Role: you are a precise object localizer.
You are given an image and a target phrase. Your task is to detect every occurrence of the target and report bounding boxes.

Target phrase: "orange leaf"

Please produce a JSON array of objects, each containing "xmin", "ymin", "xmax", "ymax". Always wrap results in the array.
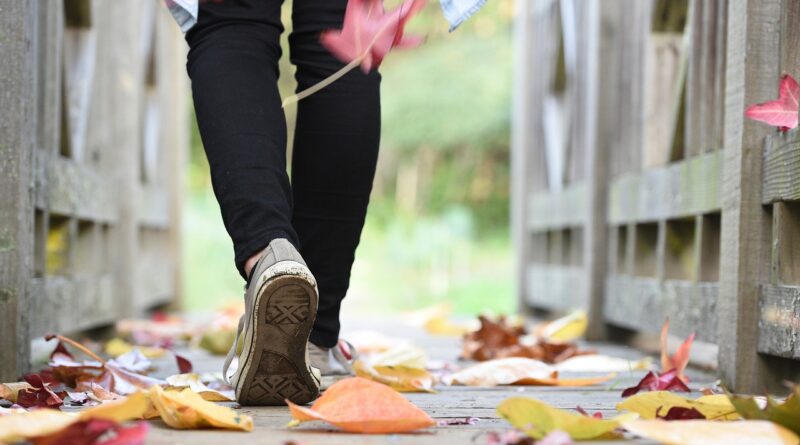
[
  {"xmin": 660, "ymin": 319, "xmax": 694, "ymax": 381},
  {"xmin": 286, "ymin": 377, "xmax": 435, "ymax": 433},
  {"xmin": 516, "ymin": 373, "xmax": 616, "ymax": 387}
]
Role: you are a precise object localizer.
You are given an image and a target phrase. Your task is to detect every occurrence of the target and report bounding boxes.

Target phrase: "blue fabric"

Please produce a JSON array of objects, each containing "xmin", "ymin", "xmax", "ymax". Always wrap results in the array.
[{"xmin": 439, "ymin": 0, "xmax": 488, "ymax": 31}]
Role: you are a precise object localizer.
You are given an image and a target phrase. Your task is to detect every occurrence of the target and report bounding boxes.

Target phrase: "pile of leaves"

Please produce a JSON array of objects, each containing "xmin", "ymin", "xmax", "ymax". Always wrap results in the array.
[{"xmin": 462, "ymin": 315, "xmax": 594, "ymax": 363}]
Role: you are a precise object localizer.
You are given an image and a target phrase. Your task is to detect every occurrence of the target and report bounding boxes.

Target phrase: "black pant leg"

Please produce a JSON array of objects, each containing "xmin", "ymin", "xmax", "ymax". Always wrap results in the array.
[
  {"xmin": 289, "ymin": 0, "xmax": 382, "ymax": 348},
  {"xmin": 186, "ymin": 0, "xmax": 297, "ymax": 280}
]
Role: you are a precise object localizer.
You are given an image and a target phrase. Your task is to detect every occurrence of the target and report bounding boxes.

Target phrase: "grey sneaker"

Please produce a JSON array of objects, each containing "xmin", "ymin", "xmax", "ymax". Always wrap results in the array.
[
  {"xmin": 308, "ymin": 340, "xmax": 358, "ymax": 389},
  {"xmin": 222, "ymin": 239, "xmax": 321, "ymax": 405}
]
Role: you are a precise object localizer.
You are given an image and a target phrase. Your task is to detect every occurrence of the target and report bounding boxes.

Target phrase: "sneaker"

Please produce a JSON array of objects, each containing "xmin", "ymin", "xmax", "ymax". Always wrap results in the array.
[
  {"xmin": 308, "ymin": 339, "xmax": 358, "ymax": 389},
  {"xmin": 222, "ymin": 239, "xmax": 321, "ymax": 405}
]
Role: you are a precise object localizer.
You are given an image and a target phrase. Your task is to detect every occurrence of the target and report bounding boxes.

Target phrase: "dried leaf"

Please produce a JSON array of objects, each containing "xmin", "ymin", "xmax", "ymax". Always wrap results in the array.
[
  {"xmin": 555, "ymin": 354, "xmax": 652, "ymax": 373},
  {"xmin": 320, "ymin": 0, "xmax": 426, "ymax": 73},
  {"xmin": 655, "ymin": 406, "xmax": 706, "ymax": 421},
  {"xmin": 623, "ymin": 419, "xmax": 799, "ymax": 445},
  {"xmin": 78, "ymin": 391, "xmax": 152, "ymax": 422},
  {"xmin": 104, "ymin": 338, "xmax": 166, "ymax": 359},
  {"xmin": 148, "ymin": 385, "xmax": 253, "ymax": 431},
  {"xmin": 443, "ymin": 357, "xmax": 556, "ymax": 387},
  {"xmin": 17, "ymin": 374, "xmax": 65, "ymax": 409},
  {"xmin": 660, "ymin": 319, "xmax": 694, "ymax": 381},
  {"xmin": 515, "ymin": 373, "xmax": 615, "ymax": 387},
  {"xmin": 367, "ymin": 343, "xmax": 427, "ymax": 369},
  {"xmin": 0, "ymin": 409, "xmax": 77, "ymax": 443},
  {"xmin": 730, "ymin": 386, "xmax": 800, "ymax": 435},
  {"xmin": 30, "ymin": 419, "xmax": 149, "ymax": 445},
  {"xmin": 198, "ymin": 328, "xmax": 237, "ymax": 356},
  {"xmin": 745, "ymin": 74, "xmax": 799, "ymax": 132},
  {"xmin": 539, "ymin": 311, "xmax": 587, "ymax": 342},
  {"xmin": 621, "ymin": 369, "xmax": 690, "ymax": 397},
  {"xmin": 287, "ymin": 377, "xmax": 435, "ymax": 433},
  {"xmin": 164, "ymin": 373, "xmax": 234, "ymax": 402},
  {"xmin": 497, "ymin": 397, "xmax": 635, "ymax": 440},
  {"xmin": 0, "ymin": 382, "xmax": 34, "ymax": 403},
  {"xmin": 353, "ymin": 360, "xmax": 435, "ymax": 393},
  {"xmin": 617, "ymin": 391, "xmax": 739, "ymax": 421}
]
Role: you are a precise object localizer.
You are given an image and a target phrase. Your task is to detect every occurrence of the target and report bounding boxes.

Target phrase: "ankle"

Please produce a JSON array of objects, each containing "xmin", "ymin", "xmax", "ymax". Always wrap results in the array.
[{"xmin": 244, "ymin": 252, "xmax": 264, "ymax": 279}]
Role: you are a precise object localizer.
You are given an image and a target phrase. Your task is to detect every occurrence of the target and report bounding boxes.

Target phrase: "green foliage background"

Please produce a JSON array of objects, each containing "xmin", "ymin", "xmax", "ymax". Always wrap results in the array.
[{"xmin": 183, "ymin": 0, "xmax": 515, "ymax": 316}]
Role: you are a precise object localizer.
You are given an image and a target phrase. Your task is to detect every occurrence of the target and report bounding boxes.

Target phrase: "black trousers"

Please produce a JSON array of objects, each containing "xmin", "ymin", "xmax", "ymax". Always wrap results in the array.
[{"xmin": 186, "ymin": 0, "xmax": 381, "ymax": 348}]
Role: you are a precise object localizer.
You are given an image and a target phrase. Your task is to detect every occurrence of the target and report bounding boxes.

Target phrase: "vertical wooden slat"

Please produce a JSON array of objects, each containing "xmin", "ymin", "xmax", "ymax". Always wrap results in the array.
[
  {"xmin": 0, "ymin": 0, "xmax": 36, "ymax": 381},
  {"xmin": 780, "ymin": 0, "xmax": 800, "ymax": 77},
  {"xmin": 718, "ymin": 0, "xmax": 782, "ymax": 392}
]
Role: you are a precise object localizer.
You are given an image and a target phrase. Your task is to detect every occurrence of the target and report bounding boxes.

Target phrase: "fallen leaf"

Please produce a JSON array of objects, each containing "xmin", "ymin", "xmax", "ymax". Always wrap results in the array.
[
  {"xmin": 0, "ymin": 382, "xmax": 34, "ymax": 403},
  {"xmin": 555, "ymin": 354, "xmax": 652, "ymax": 373},
  {"xmin": 149, "ymin": 385, "xmax": 253, "ymax": 431},
  {"xmin": 617, "ymin": 391, "xmax": 739, "ymax": 421},
  {"xmin": 165, "ymin": 373, "xmax": 234, "ymax": 402},
  {"xmin": 745, "ymin": 74, "xmax": 799, "ymax": 132},
  {"xmin": 623, "ymin": 419, "xmax": 799, "ymax": 445},
  {"xmin": 656, "ymin": 406, "xmax": 706, "ymax": 420},
  {"xmin": 621, "ymin": 369, "xmax": 690, "ymax": 397},
  {"xmin": 497, "ymin": 397, "xmax": 635, "ymax": 440},
  {"xmin": 198, "ymin": 328, "xmax": 236, "ymax": 356},
  {"xmin": 320, "ymin": 0, "xmax": 426, "ymax": 73},
  {"xmin": 443, "ymin": 357, "xmax": 555, "ymax": 386},
  {"xmin": 29, "ymin": 419, "xmax": 149, "ymax": 445},
  {"xmin": 730, "ymin": 386, "xmax": 800, "ymax": 435},
  {"xmin": 539, "ymin": 311, "xmax": 588, "ymax": 342},
  {"xmin": 78, "ymin": 391, "xmax": 152, "ymax": 422},
  {"xmin": 660, "ymin": 319, "xmax": 694, "ymax": 381},
  {"xmin": 516, "ymin": 373, "xmax": 615, "ymax": 387},
  {"xmin": 353, "ymin": 360, "xmax": 435, "ymax": 393},
  {"xmin": 104, "ymin": 338, "xmax": 166, "ymax": 359},
  {"xmin": 423, "ymin": 316, "xmax": 473, "ymax": 336},
  {"xmin": 342, "ymin": 330, "xmax": 403, "ymax": 354},
  {"xmin": 287, "ymin": 377, "xmax": 435, "ymax": 433},
  {"xmin": 16, "ymin": 374, "xmax": 65, "ymax": 409},
  {"xmin": 367, "ymin": 343, "xmax": 427, "ymax": 369},
  {"xmin": 0, "ymin": 409, "xmax": 76, "ymax": 443}
]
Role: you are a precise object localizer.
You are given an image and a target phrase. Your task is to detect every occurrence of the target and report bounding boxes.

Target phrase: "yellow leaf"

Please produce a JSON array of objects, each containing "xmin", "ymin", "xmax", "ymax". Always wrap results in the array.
[
  {"xmin": 424, "ymin": 315, "xmax": 473, "ymax": 336},
  {"xmin": 105, "ymin": 337, "xmax": 167, "ymax": 358},
  {"xmin": 149, "ymin": 385, "xmax": 253, "ymax": 431},
  {"xmin": 353, "ymin": 360, "xmax": 436, "ymax": 393},
  {"xmin": 199, "ymin": 328, "xmax": 237, "ymax": 356},
  {"xmin": 497, "ymin": 397, "xmax": 635, "ymax": 440},
  {"xmin": 623, "ymin": 420, "xmax": 799, "ymax": 445},
  {"xmin": 617, "ymin": 391, "xmax": 740, "ymax": 421},
  {"xmin": 78, "ymin": 391, "xmax": 152, "ymax": 422},
  {"xmin": 443, "ymin": 357, "xmax": 556, "ymax": 386},
  {"xmin": 540, "ymin": 310, "xmax": 587, "ymax": 342},
  {"xmin": 0, "ymin": 409, "xmax": 76, "ymax": 444},
  {"xmin": 368, "ymin": 344, "xmax": 428, "ymax": 369},
  {"xmin": 516, "ymin": 373, "xmax": 616, "ymax": 387},
  {"xmin": 287, "ymin": 377, "xmax": 435, "ymax": 433},
  {"xmin": 0, "ymin": 382, "xmax": 33, "ymax": 403},
  {"xmin": 165, "ymin": 373, "xmax": 234, "ymax": 402}
]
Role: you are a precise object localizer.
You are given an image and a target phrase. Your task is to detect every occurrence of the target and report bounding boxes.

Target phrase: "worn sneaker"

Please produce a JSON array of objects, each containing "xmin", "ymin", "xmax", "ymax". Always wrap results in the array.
[
  {"xmin": 308, "ymin": 340, "xmax": 358, "ymax": 389},
  {"xmin": 222, "ymin": 239, "xmax": 321, "ymax": 405}
]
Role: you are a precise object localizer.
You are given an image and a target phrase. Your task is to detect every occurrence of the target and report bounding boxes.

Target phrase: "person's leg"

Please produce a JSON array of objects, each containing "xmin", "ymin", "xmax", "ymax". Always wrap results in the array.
[
  {"xmin": 289, "ymin": 0, "xmax": 382, "ymax": 348},
  {"xmin": 186, "ymin": 0, "xmax": 297, "ymax": 280}
]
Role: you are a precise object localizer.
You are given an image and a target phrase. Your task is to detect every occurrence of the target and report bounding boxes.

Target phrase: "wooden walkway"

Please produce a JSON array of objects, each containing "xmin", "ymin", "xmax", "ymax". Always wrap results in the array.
[{"xmin": 146, "ymin": 317, "xmax": 714, "ymax": 445}]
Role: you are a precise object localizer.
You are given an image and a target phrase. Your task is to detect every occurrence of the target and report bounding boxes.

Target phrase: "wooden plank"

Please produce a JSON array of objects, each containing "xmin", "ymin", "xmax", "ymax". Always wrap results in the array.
[
  {"xmin": 527, "ymin": 182, "xmax": 587, "ymax": 231},
  {"xmin": 0, "ymin": 0, "xmax": 36, "ymax": 382},
  {"xmin": 525, "ymin": 264, "xmax": 585, "ymax": 311},
  {"xmin": 780, "ymin": 0, "xmax": 800, "ymax": 77},
  {"xmin": 762, "ymin": 129, "xmax": 800, "ymax": 203},
  {"xmin": 608, "ymin": 151, "xmax": 722, "ymax": 224},
  {"xmin": 34, "ymin": 149, "xmax": 117, "ymax": 222},
  {"xmin": 718, "ymin": 0, "xmax": 783, "ymax": 392},
  {"xmin": 771, "ymin": 202, "xmax": 800, "ymax": 285},
  {"xmin": 29, "ymin": 275, "xmax": 116, "ymax": 337},
  {"xmin": 138, "ymin": 184, "xmax": 170, "ymax": 229},
  {"xmin": 604, "ymin": 276, "xmax": 718, "ymax": 343},
  {"xmin": 758, "ymin": 284, "xmax": 800, "ymax": 358},
  {"xmin": 36, "ymin": 3, "xmax": 63, "ymax": 154}
]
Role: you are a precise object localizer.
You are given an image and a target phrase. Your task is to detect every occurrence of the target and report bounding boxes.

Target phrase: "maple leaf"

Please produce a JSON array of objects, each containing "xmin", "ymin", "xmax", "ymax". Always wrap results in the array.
[
  {"xmin": 621, "ymin": 369, "xmax": 690, "ymax": 397},
  {"xmin": 745, "ymin": 74, "xmax": 799, "ymax": 132},
  {"xmin": 659, "ymin": 319, "xmax": 694, "ymax": 382},
  {"xmin": 655, "ymin": 406, "xmax": 706, "ymax": 421},
  {"xmin": 321, "ymin": 0, "xmax": 426, "ymax": 73},
  {"xmin": 29, "ymin": 419, "xmax": 149, "ymax": 445},
  {"xmin": 16, "ymin": 374, "xmax": 66, "ymax": 409}
]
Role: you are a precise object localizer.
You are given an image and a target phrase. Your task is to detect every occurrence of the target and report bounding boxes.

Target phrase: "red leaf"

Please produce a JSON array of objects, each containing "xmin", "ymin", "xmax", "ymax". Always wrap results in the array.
[
  {"xmin": 174, "ymin": 353, "xmax": 193, "ymax": 374},
  {"xmin": 17, "ymin": 374, "xmax": 65, "ymax": 409},
  {"xmin": 30, "ymin": 419, "xmax": 149, "ymax": 445},
  {"xmin": 575, "ymin": 406, "xmax": 604, "ymax": 419},
  {"xmin": 655, "ymin": 406, "xmax": 707, "ymax": 421},
  {"xmin": 745, "ymin": 74, "xmax": 799, "ymax": 131},
  {"xmin": 659, "ymin": 319, "xmax": 694, "ymax": 382},
  {"xmin": 320, "ymin": 0, "xmax": 426, "ymax": 73},
  {"xmin": 620, "ymin": 369, "xmax": 690, "ymax": 397}
]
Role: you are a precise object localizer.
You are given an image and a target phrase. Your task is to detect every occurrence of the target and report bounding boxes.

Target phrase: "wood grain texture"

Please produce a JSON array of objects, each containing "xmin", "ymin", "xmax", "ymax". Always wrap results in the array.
[
  {"xmin": 0, "ymin": 0, "xmax": 36, "ymax": 382},
  {"xmin": 762, "ymin": 129, "xmax": 800, "ymax": 203},
  {"xmin": 718, "ymin": 0, "xmax": 782, "ymax": 392},
  {"xmin": 604, "ymin": 275, "xmax": 718, "ymax": 343},
  {"xmin": 758, "ymin": 284, "xmax": 800, "ymax": 358},
  {"xmin": 608, "ymin": 151, "xmax": 722, "ymax": 224},
  {"xmin": 527, "ymin": 183, "xmax": 587, "ymax": 231},
  {"xmin": 525, "ymin": 264, "xmax": 585, "ymax": 312}
]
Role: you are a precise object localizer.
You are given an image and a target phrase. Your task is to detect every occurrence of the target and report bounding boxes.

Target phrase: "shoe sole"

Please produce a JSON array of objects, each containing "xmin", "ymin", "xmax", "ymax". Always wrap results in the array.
[{"xmin": 235, "ymin": 273, "xmax": 320, "ymax": 406}]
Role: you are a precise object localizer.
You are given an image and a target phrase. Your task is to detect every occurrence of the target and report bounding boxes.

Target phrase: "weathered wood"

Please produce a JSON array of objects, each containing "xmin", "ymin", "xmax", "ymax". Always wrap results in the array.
[
  {"xmin": 525, "ymin": 264, "xmax": 585, "ymax": 311},
  {"xmin": 527, "ymin": 183, "xmax": 586, "ymax": 231},
  {"xmin": 758, "ymin": 284, "xmax": 800, "ymax": 359},
  {"xmin": 604, "ymin": 276, "xmax": 718, "ymax": 343},
  {"xmin": 780, "ymin": 0, "xmax": 800, "ymax": 78},
  {"xmin": 762, "ymin": 129, "xmax": 800, "ymax": 203},
  {"xmin": 29, "ymin": 275, "xmax": 116, "ymax": 337},
  {"xmin": 608, "ymin": 151, "xmax": 722, "ymax": 224},
  {"xmin": 0, "ymin": 0, "xmax": 36, "ymax": 382},
  {"xmin": 718, "ymin": 0, "xmax": 782, "ymax": 392},
  {"xmin": 771, "ymin": 202, "xmax": 800, "ymax": 285}
]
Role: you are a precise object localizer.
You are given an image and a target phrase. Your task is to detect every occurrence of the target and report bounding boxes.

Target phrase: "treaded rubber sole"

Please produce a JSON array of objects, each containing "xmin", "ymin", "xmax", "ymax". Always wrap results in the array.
[{"xmin": 235, "ymin": 274, "xmax": 320, "ymax": 406}]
